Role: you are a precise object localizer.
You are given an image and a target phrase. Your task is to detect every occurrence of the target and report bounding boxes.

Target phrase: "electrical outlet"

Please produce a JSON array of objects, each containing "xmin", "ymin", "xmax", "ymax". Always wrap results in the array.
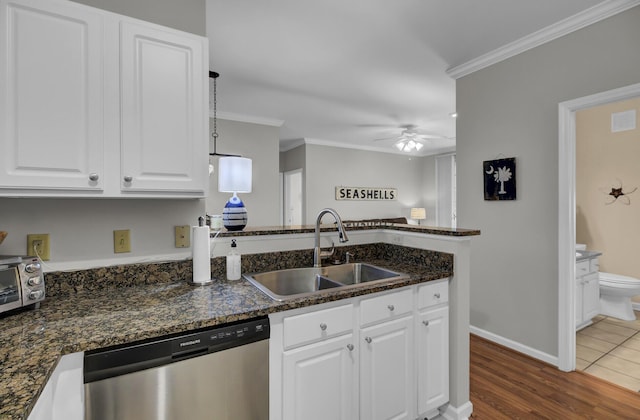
[
  {"xmin": 113, "ymin": 229, "xmax": 131, "ymax": 253},
  {"xmin": 175, "ymin": 225, "xmax": 191, "ymax": 248},
  {"xmin": 27, "ymin": 234, "xmax": 50, "ymax": 260}
]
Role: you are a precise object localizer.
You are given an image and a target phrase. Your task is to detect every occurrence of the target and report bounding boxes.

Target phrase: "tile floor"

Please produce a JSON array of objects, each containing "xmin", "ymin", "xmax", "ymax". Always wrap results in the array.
[{"xmin": 576, "ymin": 310, "xmax": 640, "ymax": 391}]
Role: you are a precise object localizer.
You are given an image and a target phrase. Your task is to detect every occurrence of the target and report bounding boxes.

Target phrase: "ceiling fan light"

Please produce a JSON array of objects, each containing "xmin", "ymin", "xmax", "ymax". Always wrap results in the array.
[
  {"xmin": 395, "ymin": 141, "xmax": 405, "ymax": 151},
  {"xmin": 407, "ymin": 140, "xmax": 416, "ymax": 149},
  {"xmin": 415, "ymin": 142, "xmax": 424, "ymax": 151}
]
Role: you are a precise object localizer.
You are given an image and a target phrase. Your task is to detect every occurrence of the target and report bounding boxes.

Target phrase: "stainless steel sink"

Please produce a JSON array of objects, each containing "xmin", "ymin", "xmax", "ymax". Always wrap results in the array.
[
  {"xmin": 321, "ymin": 263, "xmax": 403, "ymax": 285},
  {"xmin": 244, "ymin": 263, "xmax": 407, "ymax": 301}
]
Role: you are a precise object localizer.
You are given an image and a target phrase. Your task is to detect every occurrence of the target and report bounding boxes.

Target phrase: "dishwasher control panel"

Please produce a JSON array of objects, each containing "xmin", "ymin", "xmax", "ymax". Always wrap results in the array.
[{"xmin": 172, "ymin": 317, "xmax": 270, "ymax": 356}]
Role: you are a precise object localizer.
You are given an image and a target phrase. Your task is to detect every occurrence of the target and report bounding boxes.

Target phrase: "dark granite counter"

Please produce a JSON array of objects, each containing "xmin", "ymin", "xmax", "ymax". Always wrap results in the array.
[
  {"xmin": 212, "ymin": 223, "xmax": 481, "ymax": 237},
  {"xmin": 0, "ymin": 243, "xmax": 453, "ymax": 420}
]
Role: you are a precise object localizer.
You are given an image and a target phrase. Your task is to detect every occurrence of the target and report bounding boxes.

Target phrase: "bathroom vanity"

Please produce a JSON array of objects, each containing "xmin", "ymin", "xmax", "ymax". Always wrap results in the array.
[{"xmin": 575, "ymin": 250, "xmax": 601, "ymax": 330}]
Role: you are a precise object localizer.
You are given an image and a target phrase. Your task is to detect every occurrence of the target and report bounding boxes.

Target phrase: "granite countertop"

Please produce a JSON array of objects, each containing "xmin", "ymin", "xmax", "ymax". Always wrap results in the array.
[
  {"xmin": 213, "ymin": 223, "xmax": 481, "ymax": 237},
  {"xmin": 576, "ymin": 250, "xmax": 602, "ymax": 261},
  {"xmin": 0, "ymin": 258, "xmax": 451, "ymax": 420}
]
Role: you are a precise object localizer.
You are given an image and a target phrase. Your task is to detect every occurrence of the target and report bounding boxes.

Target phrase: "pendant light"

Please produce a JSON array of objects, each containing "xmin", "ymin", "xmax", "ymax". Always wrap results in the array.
[{"xmin": 209, "ymin": 71, "xmax": 252, "ymax": 231}]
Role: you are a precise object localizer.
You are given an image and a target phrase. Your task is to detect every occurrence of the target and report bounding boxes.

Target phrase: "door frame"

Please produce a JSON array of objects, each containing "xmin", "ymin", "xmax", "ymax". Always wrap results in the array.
[{"xmin": 557, "ymin": 81, "xmax": 640, "ymax": 371}]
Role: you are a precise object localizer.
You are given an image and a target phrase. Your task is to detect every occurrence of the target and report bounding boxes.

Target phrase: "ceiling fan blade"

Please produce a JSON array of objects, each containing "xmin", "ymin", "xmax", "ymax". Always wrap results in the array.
[{"xmin": 372, "ymin": 136, "xmax": 399, "ymax": 142}]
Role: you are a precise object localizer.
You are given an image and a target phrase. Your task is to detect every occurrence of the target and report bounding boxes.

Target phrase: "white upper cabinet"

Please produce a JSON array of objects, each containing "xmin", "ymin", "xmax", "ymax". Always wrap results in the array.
[
  {"xmin": 0, "ymin": 0, "xmax": 104, "ymax": 192},
  {"xmin": 120, "ymin": 21, "xmax": 207, "ymax": 194},
  {"xmin": 0, "ymin": 0, "xmax": 208, "ymax": 197}
]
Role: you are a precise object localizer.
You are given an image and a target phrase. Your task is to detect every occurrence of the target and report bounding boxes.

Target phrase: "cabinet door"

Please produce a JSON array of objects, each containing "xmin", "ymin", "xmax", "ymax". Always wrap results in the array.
[
  {"xmin": 583, "ymin": 273, "xmax": 600, "ymax": 322},
  {"xmin": 417, "ymin": 306, "xmax": 449, "ymax": 418},
  {"xmin": 0, "ymin": 0, "xmax": 104, "ymax": 192},
  {"xmin": 360, "ymin": 316, "xmax": 415, "ymax": 420},
  {"xmin": 575, "ymin": 278, "xmax": 584, "ymax": 327},
  {"xmin": 120, "ymin": 21, "xmax": 207, "ymax": 194},
  {"xmin": 282, "ymin": 334, "xmax": 356, "ymax": 420}
]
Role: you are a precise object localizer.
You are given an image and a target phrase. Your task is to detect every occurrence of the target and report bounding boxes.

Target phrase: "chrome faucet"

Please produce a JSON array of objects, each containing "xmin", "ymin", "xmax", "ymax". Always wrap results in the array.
[{"xmin": 313, "ymin": 208, "xmax": 349, "ymax": 267}]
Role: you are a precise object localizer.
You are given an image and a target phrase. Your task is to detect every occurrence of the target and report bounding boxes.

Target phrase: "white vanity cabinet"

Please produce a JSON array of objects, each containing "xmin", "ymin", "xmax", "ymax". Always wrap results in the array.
[
  {"xmin": 269, "ymin": 279, "xmax": 450, "ymax": 420},
  {"xmin": 576, "ymin": 257, "xmax": 600, "ymax": 330},
  {"xmin": 0, "ymin": 0, "xmax": 208, "ymax": 198}
]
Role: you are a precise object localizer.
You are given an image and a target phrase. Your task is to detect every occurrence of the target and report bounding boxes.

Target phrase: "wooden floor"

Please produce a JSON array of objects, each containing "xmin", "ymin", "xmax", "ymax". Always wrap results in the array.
[{"xmin": 469, "ymin": 334, "xmax": 640, "ymax": 419}]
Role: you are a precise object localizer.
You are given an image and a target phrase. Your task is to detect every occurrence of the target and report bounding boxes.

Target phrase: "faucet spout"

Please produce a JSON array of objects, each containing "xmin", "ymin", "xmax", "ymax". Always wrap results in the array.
[{"xmin": 314, "ymin": 208, "xmax": 349, "ymax": 267}]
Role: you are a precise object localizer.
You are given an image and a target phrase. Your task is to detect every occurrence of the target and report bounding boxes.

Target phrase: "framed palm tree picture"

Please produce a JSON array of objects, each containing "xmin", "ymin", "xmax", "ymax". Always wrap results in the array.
[{"xmin": 483, "ymin": 157, "xmax": 516, "ymax": 200}]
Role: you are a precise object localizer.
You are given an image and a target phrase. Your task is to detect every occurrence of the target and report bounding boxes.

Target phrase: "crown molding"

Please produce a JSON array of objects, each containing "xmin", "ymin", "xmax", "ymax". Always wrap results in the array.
[
  {"xmin": 210, "ymin": 110, "xmax": 284, "ymax": 127},
  {"xmin": 447, "ymin": 0, "xmax": 640, "ymax": 79},
  {"xmin": 300, "ymin": 138, "xmax": 454, "ymax": 157}
]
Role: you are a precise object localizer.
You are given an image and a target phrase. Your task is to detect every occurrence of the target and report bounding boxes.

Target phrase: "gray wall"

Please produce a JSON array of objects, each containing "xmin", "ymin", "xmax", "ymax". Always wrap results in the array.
[
  {"xmin": 457, "ymin": 6, "xmax": 640, "ymax": 356},
  {"xmin": 304, "ymin": 144, "xmax": 426, "ymax": 223},
  {"xmin": 207, "ymin": 119, "xmax": 281, "ymax": 227},
  {"xmin": 71, "ymin": 0, "xmax": 206, "ymax": 35}
]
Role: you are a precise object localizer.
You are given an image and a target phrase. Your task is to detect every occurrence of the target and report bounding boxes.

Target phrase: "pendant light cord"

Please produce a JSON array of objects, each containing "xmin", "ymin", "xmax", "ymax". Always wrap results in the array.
[{"xmin": 208, "ymin": 71, "xmax": 240, "ymax": 158}]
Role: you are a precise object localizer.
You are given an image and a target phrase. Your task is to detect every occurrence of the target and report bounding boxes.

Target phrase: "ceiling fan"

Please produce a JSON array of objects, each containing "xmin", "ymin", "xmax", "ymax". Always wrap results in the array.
[{"xmin": 373, "ymin": 125, "xmax": 453, "ymax": 152}]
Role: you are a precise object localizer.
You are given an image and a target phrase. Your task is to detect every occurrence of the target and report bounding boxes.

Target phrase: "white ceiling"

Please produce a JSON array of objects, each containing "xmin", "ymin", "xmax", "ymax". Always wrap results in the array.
[{"xmin": 205, "ymin": 0, "xmax": 609, "ymax": 156}]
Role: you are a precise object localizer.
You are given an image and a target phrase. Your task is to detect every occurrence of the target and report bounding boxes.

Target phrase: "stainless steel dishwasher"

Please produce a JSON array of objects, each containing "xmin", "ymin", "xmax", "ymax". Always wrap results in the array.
[{"xmin": 84, "ymin": 317, "xmax": 269, "ymax": 420}]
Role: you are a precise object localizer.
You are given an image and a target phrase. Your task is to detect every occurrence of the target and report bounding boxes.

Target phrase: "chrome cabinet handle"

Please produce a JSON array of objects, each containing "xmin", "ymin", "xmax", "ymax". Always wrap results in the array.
[
  {"xmin": 124, "ymin": 175, "xmax": 133, "ymax": 183},
  {"xmin": 320, "ymin": 323, "xmax": 327, "ymax": 331},
  {"xmin": 423, "ymin": 320, "xmax": 430, "ymax": 326},
  {"xmin": 434, "ymin": 292, "xmax": 441, "ymax": 299},
  {"xmin": 387, "ymin": 304, "xmax": 395, "ymax": 311},
  {"xmin": 365, "ymin": 336, "xmax": 372, "ymax": 344},
  {"xmin": 89, "ymin": 173, "xmax": 99, "ymax": 181},
  {"xmin": 347, "ymin": 344, "xmax": 354, "ymax": 351}
]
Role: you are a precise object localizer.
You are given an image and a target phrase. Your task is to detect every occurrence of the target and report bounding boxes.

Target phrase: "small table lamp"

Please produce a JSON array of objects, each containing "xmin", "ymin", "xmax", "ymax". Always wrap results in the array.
[
  {"xmin": 410, "ymin": 207, "xmax": 426, "ymax": 225},
  {"xmin": 218, "ymin": 156, "xmax": 252, "ymax": 231}
]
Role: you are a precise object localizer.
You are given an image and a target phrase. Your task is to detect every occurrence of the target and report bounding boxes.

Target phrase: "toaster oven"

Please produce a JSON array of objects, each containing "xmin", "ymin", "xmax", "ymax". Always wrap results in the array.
[{"xmin": 0, "ymin": 255, "xmax": 45, "ymax": 315}]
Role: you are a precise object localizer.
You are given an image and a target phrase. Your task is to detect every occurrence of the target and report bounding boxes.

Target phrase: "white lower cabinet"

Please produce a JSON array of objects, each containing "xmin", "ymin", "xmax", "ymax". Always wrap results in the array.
[
  {"xmin": 360, "ymin": 316, "xmax": 414, "ymax": 420},
  {"xmin": 28, "ymin": 352, "xmax": 84, "ymax": 420},
  {"xmin": 270, "ymin": 278, "xmax": 450, "ymax": 420},
  {"xmin": 417, "ymin": 306, "xmax": 449, "ymax": 418},
  {"xmin": 282, "ymin": 334, "xmax": 356, "ymax": 420}
]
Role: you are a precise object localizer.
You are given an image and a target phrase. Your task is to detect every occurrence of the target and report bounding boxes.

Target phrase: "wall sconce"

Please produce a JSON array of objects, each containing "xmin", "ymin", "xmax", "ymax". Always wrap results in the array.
[
  {"xmin": 410, "ymin": 207, "xmax": 426, "ymax": 225},
  {"xmin": 219, "ymin": 156, "xmax": 252, "ymax": 231}
]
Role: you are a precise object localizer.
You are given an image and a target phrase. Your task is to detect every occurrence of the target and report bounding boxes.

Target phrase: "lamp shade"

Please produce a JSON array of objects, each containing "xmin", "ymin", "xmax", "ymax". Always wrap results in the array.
[
  {"xmin": 410, "ymin": 207, "xmax": 426, "ymax": 220},
  {"xmin": 218, "ymin": 157, "xmax": 252, "ymax": 193}
]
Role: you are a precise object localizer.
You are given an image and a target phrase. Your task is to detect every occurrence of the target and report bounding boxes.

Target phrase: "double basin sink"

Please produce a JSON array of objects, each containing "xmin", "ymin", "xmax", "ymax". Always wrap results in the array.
[{"xmin": 243, "ymin": 263, "xmax": 408, "ymax": 301}]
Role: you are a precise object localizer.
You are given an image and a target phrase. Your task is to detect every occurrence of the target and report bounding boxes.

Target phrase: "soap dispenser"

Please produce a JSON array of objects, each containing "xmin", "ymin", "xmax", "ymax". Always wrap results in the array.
[{"xmin": 226, "ymin": 239, "xmax": 241, "ymax": 281}]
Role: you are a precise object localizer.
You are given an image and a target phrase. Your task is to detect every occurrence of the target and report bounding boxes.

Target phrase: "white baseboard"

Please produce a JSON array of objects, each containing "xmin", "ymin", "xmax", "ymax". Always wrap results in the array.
[
  {"xmin": 470, "ymin": 325, "xmax": 559, "ymax": 366},
  {"xmin": 440, "ymin": 401, "xmax": 473, "ymax": 420}
]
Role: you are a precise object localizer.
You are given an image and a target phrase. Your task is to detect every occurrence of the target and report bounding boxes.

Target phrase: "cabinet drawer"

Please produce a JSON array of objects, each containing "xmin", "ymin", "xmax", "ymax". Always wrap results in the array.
[
  {"xmin": 418, "ymin": 279, "xmax": 449, "ymax": 309},
  {"xmin": 590, "ymin": 258, "xmax": 600, "ymax": 273},
  {"xmin": 360, "ymin": 288, "xmax": 413, "ymax": 326},
  {"xmin": 283, "ymin": 304, "xmax": 353, "ymax": 349},
  {"xmin": 576, "ymin": 260, "xmax": 590, "ymax": 277}
]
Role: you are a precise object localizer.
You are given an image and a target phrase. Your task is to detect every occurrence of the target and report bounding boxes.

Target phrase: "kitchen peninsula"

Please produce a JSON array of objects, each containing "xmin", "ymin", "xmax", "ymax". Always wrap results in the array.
[{"xmin": 0, "ymin": 224, "xmax": 478, "ymax": 420}]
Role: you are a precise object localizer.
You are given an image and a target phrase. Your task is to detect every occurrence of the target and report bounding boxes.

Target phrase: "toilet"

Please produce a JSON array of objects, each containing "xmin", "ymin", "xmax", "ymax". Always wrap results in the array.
[{"xmin": 599, "ymin": 272, "xmax": 640, "ymax": 321}]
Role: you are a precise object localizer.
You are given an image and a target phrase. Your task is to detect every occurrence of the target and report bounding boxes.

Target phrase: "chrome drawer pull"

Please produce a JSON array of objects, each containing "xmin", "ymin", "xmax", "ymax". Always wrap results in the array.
[
  {"xmin": 387, "ymin": 304, "xmax": 395, "ymax": 311},
  {"xmin": 434, "ymin": 292, "xmax": 441, "ymax": 299},
  {"xmin": 423, "ymin": 320, "xmax": 430, "ymax": 326},
  {"xmin": 347, "ymin": 344, "xmax": 354, "ymax": 351},
  {"xmin": 320, "ymin": 323, "xmax": 327, "ymax": 331},
  {"xmin": 365, "ymin": 336, "xmax": 372, "ymax": 344}
]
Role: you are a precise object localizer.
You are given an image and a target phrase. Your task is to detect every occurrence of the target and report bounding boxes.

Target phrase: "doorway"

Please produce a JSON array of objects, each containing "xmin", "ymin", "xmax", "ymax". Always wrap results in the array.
[
  {"xmin": 283, "ymin": 169, "xmax": 303, "ymax": 226},
  {"xmin": 558, "ymin": 82, "xmax": 640, "ymax": 371}
]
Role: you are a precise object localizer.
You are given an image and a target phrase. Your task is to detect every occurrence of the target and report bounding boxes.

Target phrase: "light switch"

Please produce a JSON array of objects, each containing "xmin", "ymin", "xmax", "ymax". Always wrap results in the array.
[{"xmin": 114, "ymin": 229, "xmax": 131, "ymax": 253}]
